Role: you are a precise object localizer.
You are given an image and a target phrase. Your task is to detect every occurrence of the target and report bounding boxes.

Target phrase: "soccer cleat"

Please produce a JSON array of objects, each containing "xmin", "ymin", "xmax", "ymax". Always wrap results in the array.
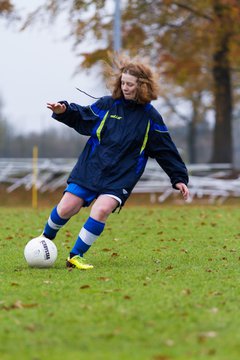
[
  {"xmin": 66, "ymin": 255, "xmax": 94, "ymax": 270},
  {"xmin": 36, "ymin": 233, "xmax": 48, "ymax": 239},
  {"xmin": 37, "ymin": 233, "xmax": 55, "ymax": 241}
]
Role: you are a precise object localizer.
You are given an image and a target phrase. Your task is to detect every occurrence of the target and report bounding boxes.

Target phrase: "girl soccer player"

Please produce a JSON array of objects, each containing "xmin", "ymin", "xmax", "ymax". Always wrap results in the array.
[{"xmin": 41, "ymin": 55, "xmax": 189, "ymax": 269}]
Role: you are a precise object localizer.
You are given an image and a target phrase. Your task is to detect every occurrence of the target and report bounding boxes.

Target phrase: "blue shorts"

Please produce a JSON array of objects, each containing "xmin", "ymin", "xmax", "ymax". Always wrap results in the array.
[{"xmin": 64, "ymin": 183, "xmax": 122, "ymax": 207}]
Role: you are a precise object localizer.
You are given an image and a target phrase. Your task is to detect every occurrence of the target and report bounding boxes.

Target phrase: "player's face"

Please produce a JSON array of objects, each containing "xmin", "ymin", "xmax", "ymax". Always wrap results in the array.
[{"xmin": 121, "ymin": 73, "xmax": 138, "ymax": 100}]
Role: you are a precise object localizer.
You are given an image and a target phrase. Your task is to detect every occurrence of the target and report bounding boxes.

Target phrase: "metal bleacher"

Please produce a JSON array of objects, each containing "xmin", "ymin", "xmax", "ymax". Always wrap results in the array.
[{"xmin": 0, "ymin": 158, "xmax": 239, "ymax": 204}]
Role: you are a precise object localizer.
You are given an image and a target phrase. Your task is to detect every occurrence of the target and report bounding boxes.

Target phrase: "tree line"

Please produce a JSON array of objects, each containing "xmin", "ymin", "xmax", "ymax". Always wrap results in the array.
[
  {"xmin": 0, "ymin": 102, "xmax": 212, "ymax": 162},
  {"xmin": 1, "ymin": 0, "xmax": 240, "ymax": 164},
  {"xmin": 0, "ymin": 117, "xmax": 87, "ymax": 159}
]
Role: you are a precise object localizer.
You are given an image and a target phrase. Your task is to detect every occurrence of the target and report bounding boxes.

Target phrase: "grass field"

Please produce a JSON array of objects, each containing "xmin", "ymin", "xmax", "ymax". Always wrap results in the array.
[{"xmin": 0, "ymin": 205, "xmax": 240, "ymax": 360}]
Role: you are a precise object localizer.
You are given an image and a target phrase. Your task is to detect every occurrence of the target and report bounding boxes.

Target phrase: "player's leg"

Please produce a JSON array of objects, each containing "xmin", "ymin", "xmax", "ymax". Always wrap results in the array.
[
  {"xmin": 43, "ymin": 192, "xmax": 84, "ymax": 240},
  {"xmin": 67, "ymin": 195, "xmax": 119, "ymax": 269}
]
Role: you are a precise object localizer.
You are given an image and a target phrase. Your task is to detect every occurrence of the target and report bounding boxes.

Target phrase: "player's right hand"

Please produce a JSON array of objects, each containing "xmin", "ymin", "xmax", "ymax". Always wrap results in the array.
[{"xmin": 47, "ymin": 102, "xmax": 67, "ymax": 114}]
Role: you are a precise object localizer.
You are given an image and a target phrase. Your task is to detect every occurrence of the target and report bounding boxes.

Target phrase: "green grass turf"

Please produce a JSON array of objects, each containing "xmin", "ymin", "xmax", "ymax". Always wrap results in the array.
[{"xmin": 0, "ymin": 205, "xmax": 240, "ymax": 360}]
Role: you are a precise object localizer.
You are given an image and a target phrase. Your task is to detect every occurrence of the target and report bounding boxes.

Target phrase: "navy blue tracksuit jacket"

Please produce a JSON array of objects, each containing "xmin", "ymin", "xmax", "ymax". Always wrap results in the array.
[{"xmin": 53, "ymin": 96, "xmax": 188, "ymax": 204}]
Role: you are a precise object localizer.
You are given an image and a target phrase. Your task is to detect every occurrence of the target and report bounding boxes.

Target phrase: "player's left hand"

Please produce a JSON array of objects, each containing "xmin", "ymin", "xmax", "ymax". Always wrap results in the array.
[{"xmin": 175, "ymin": 183, "xmax": 189, "ymax": 201}]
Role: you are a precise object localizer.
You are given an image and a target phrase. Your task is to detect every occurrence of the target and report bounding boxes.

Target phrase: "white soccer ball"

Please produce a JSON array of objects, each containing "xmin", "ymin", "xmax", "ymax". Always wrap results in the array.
[{"xmin": 24, "ymin": 236, "xmax": 58, "ymax": 268}]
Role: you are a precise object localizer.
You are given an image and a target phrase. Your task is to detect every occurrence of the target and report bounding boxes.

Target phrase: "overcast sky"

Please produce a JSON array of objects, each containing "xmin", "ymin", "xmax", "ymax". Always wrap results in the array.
[
  {"xmin": 0, "ymin": 0, "xmax": 194, "ymax": 136},
  {"xmin": 0, "ymin": 0, "xmax": 105, "ymax": 134}
]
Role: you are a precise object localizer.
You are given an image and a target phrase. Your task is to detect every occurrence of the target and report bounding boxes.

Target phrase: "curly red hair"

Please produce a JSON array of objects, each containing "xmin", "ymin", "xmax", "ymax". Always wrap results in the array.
[{"xmin": 104, "ymin": 54, "xmax": 159, "ymax": 104}]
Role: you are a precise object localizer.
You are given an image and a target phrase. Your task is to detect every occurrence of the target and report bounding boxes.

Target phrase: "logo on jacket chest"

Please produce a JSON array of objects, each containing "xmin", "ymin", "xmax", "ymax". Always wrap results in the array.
[{"xmin": 110, "ymin": 114, "xmax": 122, "ymax": 120}]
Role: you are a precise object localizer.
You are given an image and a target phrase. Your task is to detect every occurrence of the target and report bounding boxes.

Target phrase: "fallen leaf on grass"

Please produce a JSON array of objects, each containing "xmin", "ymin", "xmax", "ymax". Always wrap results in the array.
[
  {"xmin": 209, "ymin": 291, "xmax": 222, "ymax": 296},
  {"xmin": 102, "ymin": 248, "xmax": 111, "ymax": 252},
  {"xmin": 198, "ymin": 331, "xmax": 217, "ymax": 343},
  {"xmin": 111, "ymin": 252, "xmax": 119, "ymax": 257},
  {"xmin": 207, "ymin": 349, "xmax": 216, "ymax": 355},
  {"xmin": 98, "ymin": 277, "xmax": 111, "ymax": 282},
  {"xmin": 209, "ymin": 307, "xmax": 219, "ymax": 314},
  {"xmin": 17, "ymin": 302, "xmax": 38, "ymax": 309},
  {"xmin": 62, "ymin": 242, "xmax": 70, "ymax": 248},
  {"xmin": 165, "ymin": 265, "xmax": 174, "ymax": 270},
  {"xmin": 103, "ymin": 288, "xmax": 121, "ymax": 293},
  {"xmin": 80, "ymin": 285, "xmax": 91, "ymax": 289},
  {"xmin": 103, "ymin": 327, "xmax": 121, "ymax": 338},
  {"xmin": 2, "ymin": 300, "xmax": 38, "ymax": 310},
  {"xmin": 153, "ymin": 355, "xmax": 171, "ymax": 360},
  {"xmin": 65, "ymin": 231, "xmax": 72, "ymax": 238},
  {"xmin": 11, "ymin": 282, "xmax": 20, "ymax": 286},
  {"xmin": 181, "ymin": 288, "xmax": 191, "ymax": 296},
  {"xmin": 24, "ymin": 324, "xmax": 37, "ymax": 332}
]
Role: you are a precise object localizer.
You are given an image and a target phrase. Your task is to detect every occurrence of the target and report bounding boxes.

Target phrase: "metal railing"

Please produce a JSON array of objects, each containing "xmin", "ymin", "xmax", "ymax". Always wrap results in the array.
[{"xmin": 0, "ymin": 158, "xmax": 238, "ymax": 204}]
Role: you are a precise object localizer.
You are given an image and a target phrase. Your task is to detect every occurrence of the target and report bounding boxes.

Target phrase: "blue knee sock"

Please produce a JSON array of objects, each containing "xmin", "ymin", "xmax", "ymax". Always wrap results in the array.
[
  {"xmin": 70, "ymin": 217, "xmax": 105, "ymax": 257},
  {"xmin": 43, "ymin": 206, "xmax": 69, "ymax": 240}
]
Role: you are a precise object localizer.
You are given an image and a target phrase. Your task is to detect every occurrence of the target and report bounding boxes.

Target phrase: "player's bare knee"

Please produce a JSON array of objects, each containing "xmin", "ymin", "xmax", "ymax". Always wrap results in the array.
[
  {"xmin": 96, "ymin": 205, "xmax": 109, "ymax": 218},
  {"xmin": 91, "ymin": 203, "xmax": 111, "ymax": 221},
  {"xmin": 57, "ymin": 203, "xmax": 79, "ymax": 219}
]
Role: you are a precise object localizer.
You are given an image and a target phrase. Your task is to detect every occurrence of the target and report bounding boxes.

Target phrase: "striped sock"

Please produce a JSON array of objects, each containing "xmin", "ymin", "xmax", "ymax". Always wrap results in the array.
[
  {"xmin": 43, "ymin": 206, "xmax": 69, "ymax": 240},
  {"xmin": 70, "ymin": 217, "xmax": 105, "ymax": 257}
]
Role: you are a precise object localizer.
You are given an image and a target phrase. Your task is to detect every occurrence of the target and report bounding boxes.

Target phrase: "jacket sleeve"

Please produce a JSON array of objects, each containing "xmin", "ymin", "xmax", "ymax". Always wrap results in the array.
[
  {"xmin": 146, "ymin": 110, "xmax": 189, "ymax": 188},
  {"xmin": 52, "ymin": 97, "xmax": 109, "ymax": 136}
]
